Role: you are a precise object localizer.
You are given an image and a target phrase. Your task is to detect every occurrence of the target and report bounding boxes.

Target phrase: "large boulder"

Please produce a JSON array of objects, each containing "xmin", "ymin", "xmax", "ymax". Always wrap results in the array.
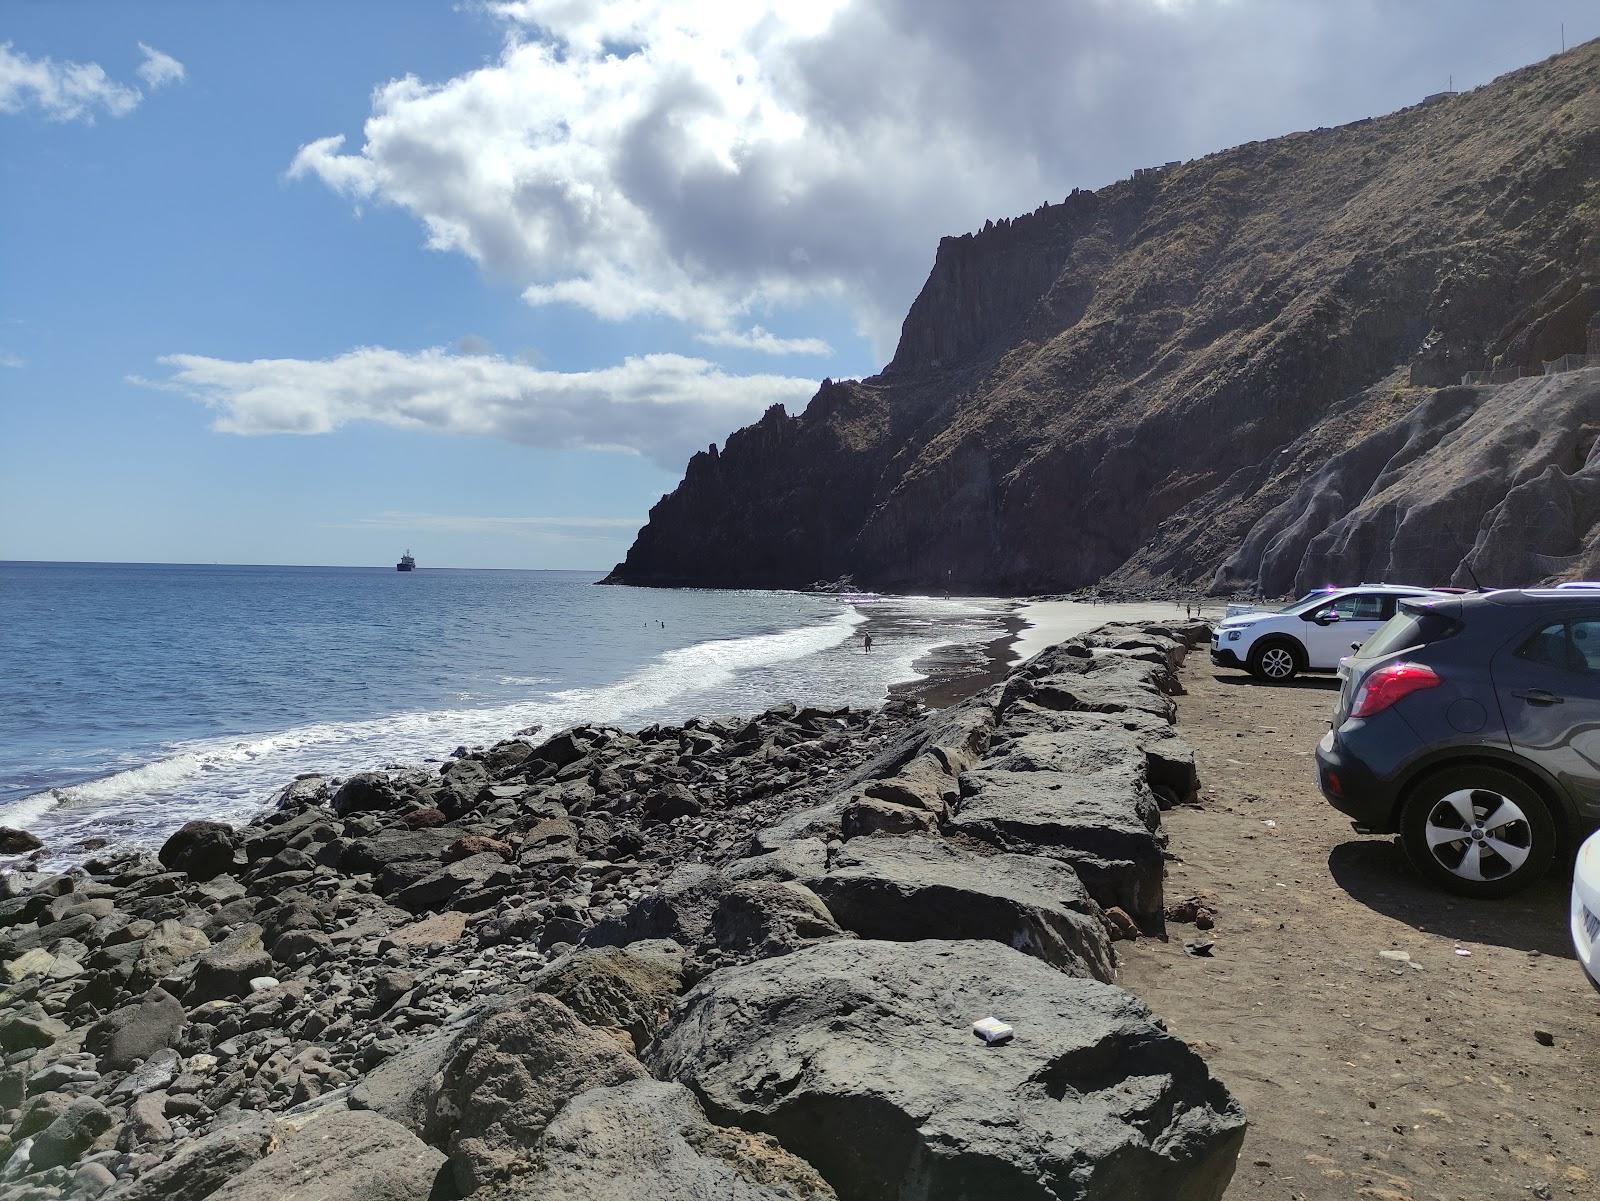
[
  {"xmin": 586, "ymin": 864, "xmax": 844, "ymax": 965},
  {"xmin": 157, "ymin": 820, "xmax": 238, "ymax": 882},
  {"xmin": 109, "ymin": 1115, "xmax": 280, "ymax": 1201},
  {"xmin": 185, "ymin": 923, "xmax": 272, "ymax": 1004},
  {"xmin": 648, "ymin": 939, "xmax": 1244, "ymax": 1201},
  {"xmin": 206, "ymin": 1109, "xmax": 445, "ymax": 1201},
  {"xmin": 133, "ymin": 918, "xmax": 210, "ymax": 983},
  {"xmin": 347, "ymin": 994, "xmax": 522, "ymax": 1141},
  {"xmin": 28, "ymin": 1095, "xmax": 116, "ymax": 1169},
  {"xmin": 87, "ymin": 986, "xmax": 186, "ymax": 1070},
  {"xmin": 492, "ymin": 1079, "xmax": 836, "ymax": 1201},
  {"xmin": 860, "ymin": 755, "xmax": 959, "ymax": 815},
  {"xmin": 806, "ymin": 835, "xmax": 1114, "ymax": 981},
  {"xmin": 338, "ymin": 829, "xmax": 460, "ymax": 894},
  {"xmin": 1007, "ymin": 657, "xmax": 1177, "ymax": 723},
  {"xmin": 436, "ymin": 994, "xmax": 648, "ymax": 1192},
  {"xmin": 949, "ymin": 767, "xmax": 1165, "ymax": 924},
  {"xmin": 0, "ymin": 826, "xmax": 43, "ymax": 854},
  {"xmin": 392, "ymin": 852, "xmax": 515, "ymax": 913},
  {"xmin": 1001, "ymin": 705, "xmax": 1200, "ymax": 806},
  {"xmin": 331, "ymin": 772, "xmax": 408, "ymax": 816},
  {"xmin": 530, "ymin": 941, "xmax": 689, "ymax": 1050}
]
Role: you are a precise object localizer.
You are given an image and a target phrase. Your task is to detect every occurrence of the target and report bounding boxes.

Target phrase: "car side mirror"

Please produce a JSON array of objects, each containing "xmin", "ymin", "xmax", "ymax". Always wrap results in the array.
[
  {"xmin": 1350, "ymin": 641, "xmax": 1362, "ymax": 652},
  {"xmin": 1306, "ymin": 609, "xmax": 1339, "ymax": 625}
]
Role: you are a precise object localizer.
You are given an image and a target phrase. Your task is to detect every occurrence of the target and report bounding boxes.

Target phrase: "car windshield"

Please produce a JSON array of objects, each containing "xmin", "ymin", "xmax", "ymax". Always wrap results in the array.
[
  {"xmin": 1355, "ymin": 604, "xmax": 1461, "ymax": 659},
  {"xmin": 1287, "ymin": 589, "xmax": 1340, "ymax": 615}
]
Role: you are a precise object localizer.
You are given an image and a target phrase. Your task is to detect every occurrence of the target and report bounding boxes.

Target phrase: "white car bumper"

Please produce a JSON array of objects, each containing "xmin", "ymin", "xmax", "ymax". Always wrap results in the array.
[{"xmin": 1572, "ymin": 830, "xmax": 1600, "ymax": 992}]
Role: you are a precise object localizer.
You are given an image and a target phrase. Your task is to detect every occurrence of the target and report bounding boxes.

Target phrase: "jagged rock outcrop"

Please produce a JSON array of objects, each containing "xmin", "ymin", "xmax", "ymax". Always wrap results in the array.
[{"xmin": 605, "ymin": 43, "xmax": 1600, "ymax": 594}]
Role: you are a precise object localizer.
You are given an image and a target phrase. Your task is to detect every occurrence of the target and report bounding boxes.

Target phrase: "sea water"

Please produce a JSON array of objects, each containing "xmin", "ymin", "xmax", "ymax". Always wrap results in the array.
[{"xmin": 0, "ymin": 562, "xmax": 1010, "ymax": 857}]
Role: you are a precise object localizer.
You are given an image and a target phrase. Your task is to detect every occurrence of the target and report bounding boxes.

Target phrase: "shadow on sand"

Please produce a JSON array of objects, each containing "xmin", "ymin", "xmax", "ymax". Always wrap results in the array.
[
  {"xmin": 1210, "ymin": 672, "xmax": 1341, "ymax": 692},
  {"xmin": 1327, "ymin": 837, "xmax": 1575, "ymax": 957}
]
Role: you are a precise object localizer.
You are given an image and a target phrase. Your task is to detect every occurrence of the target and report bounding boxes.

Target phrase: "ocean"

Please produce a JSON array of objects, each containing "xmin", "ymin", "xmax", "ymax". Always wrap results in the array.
[{"xmin": 0, "ymin": 562, "xmax": 1012, "ymax": 859}]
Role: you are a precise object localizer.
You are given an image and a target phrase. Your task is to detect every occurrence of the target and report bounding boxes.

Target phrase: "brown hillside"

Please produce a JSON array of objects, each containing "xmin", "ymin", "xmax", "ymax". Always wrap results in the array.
[{"xmin": 606, "ymin": 42, "xmax": 1600, "ymax": 594}]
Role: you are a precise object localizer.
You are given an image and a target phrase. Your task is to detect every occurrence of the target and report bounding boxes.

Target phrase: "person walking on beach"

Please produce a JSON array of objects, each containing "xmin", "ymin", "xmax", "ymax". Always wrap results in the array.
[{"xmin": 863, "ymin": 632, "xmax": 873, "ymax": 653}]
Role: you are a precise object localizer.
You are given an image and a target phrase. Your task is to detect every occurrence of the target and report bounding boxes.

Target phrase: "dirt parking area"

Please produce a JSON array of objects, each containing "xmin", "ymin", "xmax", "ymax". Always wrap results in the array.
[{"xmin": 1118, "ymin": 657, "xmax": 1600, "ymax": 1201}]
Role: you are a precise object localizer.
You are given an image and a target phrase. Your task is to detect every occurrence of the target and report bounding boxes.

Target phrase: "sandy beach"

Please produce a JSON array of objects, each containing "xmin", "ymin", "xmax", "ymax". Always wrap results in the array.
[{"xmin": 1012, "ymin": 599, "xmax": 1227, "ymax": 662}]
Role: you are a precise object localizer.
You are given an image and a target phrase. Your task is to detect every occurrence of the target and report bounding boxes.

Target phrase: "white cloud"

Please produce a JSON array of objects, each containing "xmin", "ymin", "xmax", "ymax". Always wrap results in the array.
[
  {"xmin": 136, "ymin": 43, "xmax": 185, "ymax": 90},
  {"xmin": 289, "ymin": 1, "xmax": 1578, "ymax": 358},
  {"xmin": 0, "ymin": 351, "xmax": 23, "ymax": 369},
  {"xmin": 695, "ymin": 325, "xmax": 831, "ymax": 356},
  {"xmin": 142, "ymin": 345, "xmax": 817, "ymax": 469},
  {"xmin": 0, "ymin": 41, "xmax": 141, "ymax": 122}
]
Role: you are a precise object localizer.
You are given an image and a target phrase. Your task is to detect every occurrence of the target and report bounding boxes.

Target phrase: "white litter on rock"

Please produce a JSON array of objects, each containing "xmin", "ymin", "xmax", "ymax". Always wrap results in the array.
[{"xmin": 972, "ymin": 1017, "xmax": 1014, "ymax": 1045}]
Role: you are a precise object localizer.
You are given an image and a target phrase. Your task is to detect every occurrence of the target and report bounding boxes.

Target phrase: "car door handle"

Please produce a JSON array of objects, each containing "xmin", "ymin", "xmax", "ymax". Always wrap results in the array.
[{"xmin": 1511, "ymin": 688, "xmax": 1564, "ymax": 705}]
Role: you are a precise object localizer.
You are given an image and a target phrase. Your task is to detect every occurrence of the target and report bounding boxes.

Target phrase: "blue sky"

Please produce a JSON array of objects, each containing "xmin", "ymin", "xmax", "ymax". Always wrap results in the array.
[{"xmin": 2, "ymin": 2, "xmax": 1594, "ymax": 569}]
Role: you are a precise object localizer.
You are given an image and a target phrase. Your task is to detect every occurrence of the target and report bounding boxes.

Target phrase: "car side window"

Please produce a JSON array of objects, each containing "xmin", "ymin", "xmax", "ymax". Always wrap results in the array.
[
  {"xmin": 1572, "ymin": 621, "xmax": 1600, "ymax": 672},
  {"xmin": 1331, "ymin": 593, "xmax": 1385, "ymax": 621},
  {"xmin": 1517, "ymin": 622, "xmax": 1575, "ymax": 671}
]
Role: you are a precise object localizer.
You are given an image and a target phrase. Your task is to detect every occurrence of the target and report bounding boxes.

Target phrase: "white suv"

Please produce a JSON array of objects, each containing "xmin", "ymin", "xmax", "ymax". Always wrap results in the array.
[{"xmin": 1210, "ymin": 584, "xmax": 1443, "ymax": 681}]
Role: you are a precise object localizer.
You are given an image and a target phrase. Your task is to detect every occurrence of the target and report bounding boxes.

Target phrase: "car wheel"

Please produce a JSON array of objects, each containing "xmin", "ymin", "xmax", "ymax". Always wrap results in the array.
[
  {"xmin": 1399, "ymin": 765, "xmax": 1556, "ymax": 898},
  {"xmin": 1248, "ymin": 639, "xmax": 1300, "ymax": 682}
]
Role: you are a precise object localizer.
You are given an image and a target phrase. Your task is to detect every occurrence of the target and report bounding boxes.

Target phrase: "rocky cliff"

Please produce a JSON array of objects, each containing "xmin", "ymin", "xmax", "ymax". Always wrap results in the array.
[{"xmin": 605, "ymin": 42, "xmax": 1600, "ymax": 594}]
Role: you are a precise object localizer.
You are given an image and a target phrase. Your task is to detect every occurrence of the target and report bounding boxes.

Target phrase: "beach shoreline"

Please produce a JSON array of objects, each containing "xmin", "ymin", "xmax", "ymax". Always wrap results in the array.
[{"xmin": 0, "ymin": 616, "xmax": 1238, "ymax": 1200}]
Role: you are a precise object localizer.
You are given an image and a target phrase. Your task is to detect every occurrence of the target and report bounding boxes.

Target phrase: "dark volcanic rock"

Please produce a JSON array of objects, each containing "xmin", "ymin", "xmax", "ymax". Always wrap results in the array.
[
  {"xmin": 437, "ymin": 993, "xmax": 648, "ymax": 1192},
  {"xmin": 158, "ymin": 820, "xmax": 238, "ymax": 881},
  {"xmin": 807, "ymin": 835, "xmax": 1114, "ymax": 980},
  {"xmin": 649, "ymin": 938, "xmax": 1245, "ymax": 1201},
  {"xmin": 586, "ymin": 864, "xmax": 845, "ymax": 964},
  {"xmin": 185, "ymin": 923, "xmax": 272, "ymax": 1004},
  {"xmin": 950, "ymin": 768, "xmax": 1165, "ymax": 923},
  {"xmin": 207, "ymin": 1109, "xmax": 445, "ymax": 1201},
  {"xmin": 530, "ymin": 941, "xmax": 689, "ymax": 1049},
  {"xmin": 332, "ymin": 772, "xmax": 408, "ymax": 816},
  {"xmin": 110, "ymin": 1114, "xmax": 280, "ymax": 1201},
  {"xmin": 338, "ymin": 828, "xmax": 459, "ymax": 892},
  {"xmin": 0, "ymin": 825, "xmax": 43, "ymax": 854},
  {"xmin": 503, "ymin": 1079, "xmax": 837, "ymax": 1201},
  {"xmin": 28, "ymin": 1095, "xmax": 116, "ymax": 1168},
  {"xmin": 88, "ymin": 986, "xmax": 186, "ymax": 1070}
]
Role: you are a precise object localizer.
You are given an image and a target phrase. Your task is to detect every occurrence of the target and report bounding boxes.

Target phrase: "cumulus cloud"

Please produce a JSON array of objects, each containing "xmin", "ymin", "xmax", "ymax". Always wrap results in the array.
[
  {"xmin": 135, "ymin": 43, "xmax": 185, "ymax": 90},
  {"xmin": 286, "ymin": 0, "xmax": 1568, "ymax": 355},
  {"xmin": 142, "ymin": 346, "xmax": 817, "ymax": 469},
  {"xmin": 0, "ymin": 41, "xmax": 141, "ymax": 122},
  {"xmin": 695, "ymin": 325, "xmax": 831, "ymax": 356}
]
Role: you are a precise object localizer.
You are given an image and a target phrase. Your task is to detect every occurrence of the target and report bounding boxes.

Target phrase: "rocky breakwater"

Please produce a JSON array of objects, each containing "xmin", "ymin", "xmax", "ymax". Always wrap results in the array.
[{"xmin": 0, "ymin": 620, "xmax": 1243, "ymax": 1201}]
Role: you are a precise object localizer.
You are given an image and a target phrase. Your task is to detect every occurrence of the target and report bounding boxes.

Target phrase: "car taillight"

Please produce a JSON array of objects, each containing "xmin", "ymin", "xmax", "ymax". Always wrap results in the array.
[{"xmin": 1349, "ymin": 661, "xmax": 1440, "ymax": 718}]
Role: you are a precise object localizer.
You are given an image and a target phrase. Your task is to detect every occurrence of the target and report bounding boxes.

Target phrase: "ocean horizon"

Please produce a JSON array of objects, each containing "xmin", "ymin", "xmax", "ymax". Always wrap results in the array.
[{"xmin": 0, "ymin": 560, "xmax": 1014, "ymax": 860}]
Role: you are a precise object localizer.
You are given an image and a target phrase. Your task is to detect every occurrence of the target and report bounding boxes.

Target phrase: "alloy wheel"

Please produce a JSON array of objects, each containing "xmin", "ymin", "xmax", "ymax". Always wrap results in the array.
[
  {"xmin": 1259, "ymin": 647, "xmax": 1296, "ymax": 679},
  {"xmin": 1422, "ymin": 787, "xmax": 1532, "ymax": 883}
]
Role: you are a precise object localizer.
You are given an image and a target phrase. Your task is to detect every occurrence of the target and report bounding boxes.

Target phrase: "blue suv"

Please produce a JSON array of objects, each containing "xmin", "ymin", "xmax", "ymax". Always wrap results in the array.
[{"xmin": 1316, "ymin": 590, "xmax": 1600, "ymax": 897}]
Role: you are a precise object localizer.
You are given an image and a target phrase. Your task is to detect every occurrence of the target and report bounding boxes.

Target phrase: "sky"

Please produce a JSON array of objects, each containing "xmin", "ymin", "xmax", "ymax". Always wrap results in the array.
[{"xmin": 1, "ymin": 1, "xmax": 1595, "ymax": 570}]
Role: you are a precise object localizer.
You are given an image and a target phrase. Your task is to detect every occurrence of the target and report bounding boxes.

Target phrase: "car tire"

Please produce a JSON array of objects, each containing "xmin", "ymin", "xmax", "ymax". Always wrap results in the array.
[
  {"xmin": 1399, "ymin": 765, "xmax": 1556, "ymax": 898},
  {"xmin": 1247, "ymin": 638, "xmax": 1301, "ymax": 682}
]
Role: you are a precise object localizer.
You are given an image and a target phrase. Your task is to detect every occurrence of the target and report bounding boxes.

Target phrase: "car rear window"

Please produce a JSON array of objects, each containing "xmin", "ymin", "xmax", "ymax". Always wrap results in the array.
[{"xmin": 1357, "ymin": 604, "xmax": 1461, "ymax": 659}]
